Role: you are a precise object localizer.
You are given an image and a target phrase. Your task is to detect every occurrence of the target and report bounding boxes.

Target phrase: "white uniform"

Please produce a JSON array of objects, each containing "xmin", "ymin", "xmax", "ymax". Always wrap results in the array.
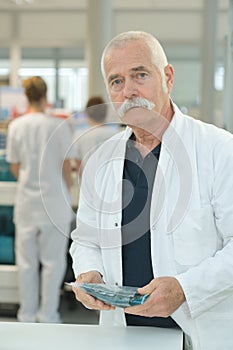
[
  {"xmin": 70, "ymin": 103, "xmax": 233, "ymax": 349},
  {"xmin": 74, "ymin": 125, "xmax": 117, "ymax": 169},
  {"xmin": 6, "ymin": 112, "xmax": 74, "ymax": 323}
]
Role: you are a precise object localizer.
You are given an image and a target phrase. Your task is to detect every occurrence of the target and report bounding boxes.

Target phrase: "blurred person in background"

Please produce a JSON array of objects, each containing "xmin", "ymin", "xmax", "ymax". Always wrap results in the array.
[
  {"xmin": 6, "ymin": 76, "xmax": 73, "ymax": 323},
  {"xmin": 74, "ymin": 96, "xmax": 117, "ymax": 177}
]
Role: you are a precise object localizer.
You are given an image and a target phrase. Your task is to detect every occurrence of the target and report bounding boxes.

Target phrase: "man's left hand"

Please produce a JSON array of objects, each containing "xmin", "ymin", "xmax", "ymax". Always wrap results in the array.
[{"xmin": 125, "ymin": 277, "xmax": 185, "ymax": 317}]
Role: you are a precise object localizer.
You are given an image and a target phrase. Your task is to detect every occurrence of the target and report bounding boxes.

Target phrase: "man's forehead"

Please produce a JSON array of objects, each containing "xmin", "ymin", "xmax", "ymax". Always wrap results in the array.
[
  {"xmin": 107, "ymin": 40, "xmax": 149, "ymax": 58},
  {"xmin": 105, "ymin": 46, "xmax": 152, "ymax": 77}
]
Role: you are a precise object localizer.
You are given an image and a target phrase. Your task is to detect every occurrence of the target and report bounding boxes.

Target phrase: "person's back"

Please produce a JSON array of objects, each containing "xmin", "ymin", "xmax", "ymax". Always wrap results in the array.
[
  {"xmin": 76, "ymin": 124, "xmax": 116, "ymax": 166},
  {"xmin": 9, "ymin": 112, "xmax": 72, "ymax": 225},
  {"xmin": 14, "ymin": 113, "xmax": 63, "ymax": 187},
  {"xmin": 74, "ymin": 96, "xmax": 117, "ymax": 175}
]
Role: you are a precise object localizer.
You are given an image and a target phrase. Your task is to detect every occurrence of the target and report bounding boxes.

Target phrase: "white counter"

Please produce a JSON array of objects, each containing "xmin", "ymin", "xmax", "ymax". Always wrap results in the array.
[{"xmin": 0, "ymin": 323, "xmax": 183, "ymax": 350}]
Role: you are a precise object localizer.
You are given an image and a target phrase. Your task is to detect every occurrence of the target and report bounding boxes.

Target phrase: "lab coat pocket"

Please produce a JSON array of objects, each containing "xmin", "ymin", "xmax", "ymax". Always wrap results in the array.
[{"xmin": 173, "ymin": 206, "xmax": 217, "ymax": 266}]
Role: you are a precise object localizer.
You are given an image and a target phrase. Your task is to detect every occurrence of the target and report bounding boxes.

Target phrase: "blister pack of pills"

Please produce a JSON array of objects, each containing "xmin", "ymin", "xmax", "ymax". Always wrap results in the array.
[{"xmin": 67, "ymin": 282, "xmax": 149, "ymax": 308}]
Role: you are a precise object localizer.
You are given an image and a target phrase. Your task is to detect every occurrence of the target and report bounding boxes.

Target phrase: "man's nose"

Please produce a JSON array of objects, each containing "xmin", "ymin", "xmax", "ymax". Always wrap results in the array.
[{"xmin": 123, "ymin": 78, "xmax": 138, "ymax": 99}]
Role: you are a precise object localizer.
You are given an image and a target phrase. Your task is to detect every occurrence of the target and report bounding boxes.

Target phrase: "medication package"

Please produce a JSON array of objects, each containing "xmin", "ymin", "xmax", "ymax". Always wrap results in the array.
[{"xmin": 67, "ymin": 282, "xmax": 149, "ymax": 308}]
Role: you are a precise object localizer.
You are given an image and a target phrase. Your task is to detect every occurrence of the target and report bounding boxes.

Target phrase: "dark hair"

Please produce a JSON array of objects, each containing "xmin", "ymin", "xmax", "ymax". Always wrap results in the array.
[
  {"xmin": 85, "ymin": 96, "xmax": 107, "ymax": 123},
  {"xmin": 22, "ymin": 76, "xmax": 47, "ymax": 104}
]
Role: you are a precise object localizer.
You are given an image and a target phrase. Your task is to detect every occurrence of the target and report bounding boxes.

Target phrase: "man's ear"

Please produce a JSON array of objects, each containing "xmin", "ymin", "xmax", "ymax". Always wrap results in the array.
[{"xmin": 164, "ymin": 64, "xmax": 174, "ymax": 93}]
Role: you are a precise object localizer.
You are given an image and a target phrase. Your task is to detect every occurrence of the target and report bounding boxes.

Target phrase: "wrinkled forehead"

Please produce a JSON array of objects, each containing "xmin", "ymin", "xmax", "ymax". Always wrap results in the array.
[{"xmin": 104, "ymin": 40, "xmax": 154, "ymax": 76}]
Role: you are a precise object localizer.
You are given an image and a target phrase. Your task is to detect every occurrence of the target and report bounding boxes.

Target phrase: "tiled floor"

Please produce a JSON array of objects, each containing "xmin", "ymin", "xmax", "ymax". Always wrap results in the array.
[{"xmin": 0, "ymin": 289, "xmax": 99, "ymax": 325}]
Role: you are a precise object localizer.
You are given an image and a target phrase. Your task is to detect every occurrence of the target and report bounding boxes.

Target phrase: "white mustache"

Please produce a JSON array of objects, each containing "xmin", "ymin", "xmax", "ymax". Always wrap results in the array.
[{"xmin": 117, "ymin": 97, "xmax": 155, "ymax": 118}]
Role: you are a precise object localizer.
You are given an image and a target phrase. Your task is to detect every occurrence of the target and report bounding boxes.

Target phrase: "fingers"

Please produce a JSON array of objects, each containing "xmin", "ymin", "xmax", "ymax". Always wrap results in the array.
[
  {"xmin": 72, "ymin": 270, "xmax": 115, "ymax": 311},
  {"xmin": 137, "ymin": 278, "xmax": 158, "ymax": 295},
  {"xmin": 124, "ymin": 279, "xmax": 158, "ymax": 315},
  {"xmin": 125, "ymin": 277, "xmax": 185, "ymax": 318},
  {"xmin": 124, "ymin": 294, "xmax": 152, "ymax": 316},
  {"xmin": 77, "ymin": 271, "xmax": 103, "ymax": 284},
  {"xmin": 124, "ymin": 290, "xmax": 167, "ymax": 318},
  {"xmin": 72, "ymin": 286, "xmax": 115, "ymax": 310}
]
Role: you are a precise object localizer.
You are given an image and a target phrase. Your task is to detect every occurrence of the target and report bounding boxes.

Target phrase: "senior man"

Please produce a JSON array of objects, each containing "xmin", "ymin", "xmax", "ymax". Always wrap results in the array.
[{"xmin": 70, "ymin": 31, "xmax": 233, "ymax": 349}]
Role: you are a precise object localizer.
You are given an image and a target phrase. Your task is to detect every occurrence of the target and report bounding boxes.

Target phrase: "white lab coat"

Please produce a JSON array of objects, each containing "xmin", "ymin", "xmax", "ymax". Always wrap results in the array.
[
  {"xmin": 70, "ymin": 104, "xmax": 233, "ymax": 349},
  {"xmin": 7, "ymin": 113, "xmax": 73, "ymax": 230}
]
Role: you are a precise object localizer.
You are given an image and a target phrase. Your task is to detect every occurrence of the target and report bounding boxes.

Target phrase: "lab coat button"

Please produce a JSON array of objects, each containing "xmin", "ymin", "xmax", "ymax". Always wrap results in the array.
[
  {"xmin": 114, "ymin": 223, "xmax": 118, "ymax": 227},
  {"xmin": 152, "ymin": 225, "xmax": 156, "ymax": 230}
]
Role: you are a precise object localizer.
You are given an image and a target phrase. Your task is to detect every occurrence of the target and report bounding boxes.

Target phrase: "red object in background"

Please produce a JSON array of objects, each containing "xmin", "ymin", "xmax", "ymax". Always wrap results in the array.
[
  {"xmin": 48, "ymin": 108, "xmax": 71, "ymax": 120},
  {"xmin": 11, "ymin": 105, "xmax": 30, "ymax": 119}
]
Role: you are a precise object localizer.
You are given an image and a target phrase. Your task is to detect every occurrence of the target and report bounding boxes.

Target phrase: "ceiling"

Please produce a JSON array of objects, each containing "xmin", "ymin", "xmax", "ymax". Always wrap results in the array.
[
  {"xmin": 0, "ymin": 0, "xmax": 229, "ymax": 61},
  {"xmin": 0, "ymin": 0, "xmax": 229, "ymax": 11}
]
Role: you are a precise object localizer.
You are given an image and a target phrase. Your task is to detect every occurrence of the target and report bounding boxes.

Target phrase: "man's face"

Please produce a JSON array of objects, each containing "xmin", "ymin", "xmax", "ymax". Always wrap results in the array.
[{"xmin": 104, "ymin": 40, "xmax": 173, "ymax": 125}]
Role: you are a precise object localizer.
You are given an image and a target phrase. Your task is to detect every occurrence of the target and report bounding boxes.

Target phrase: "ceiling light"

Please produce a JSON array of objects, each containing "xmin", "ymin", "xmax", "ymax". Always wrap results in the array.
[{"xmin": 11, "ymin": 0, "xmax": 34, "ymax": 5}]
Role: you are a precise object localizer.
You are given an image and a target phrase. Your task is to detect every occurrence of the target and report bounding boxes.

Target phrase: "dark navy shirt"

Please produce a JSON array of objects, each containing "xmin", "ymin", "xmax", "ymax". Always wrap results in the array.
[{"xmin": 122, "ymin": 135, "xmax": 179, "ymax": 328}]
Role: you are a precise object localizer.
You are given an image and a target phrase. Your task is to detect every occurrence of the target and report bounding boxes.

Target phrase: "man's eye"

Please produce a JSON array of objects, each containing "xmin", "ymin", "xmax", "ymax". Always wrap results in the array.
[
  {"xmin": 111, "ymin": 79, "xmax": 124, "ymax": 91},
  {"xmin": 112, "ymin": 79, "xmax": 122, "ymax": 86},
  {"xmin": 137, "ymin": 72, "xmax": 147, "ymax": 79}
]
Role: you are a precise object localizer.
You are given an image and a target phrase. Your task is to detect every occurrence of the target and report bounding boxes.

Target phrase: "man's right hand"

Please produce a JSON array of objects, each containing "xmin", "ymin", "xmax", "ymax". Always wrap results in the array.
[{"xmin": 72, "ymin": 270, "xmax": 115, "ymax": 311}]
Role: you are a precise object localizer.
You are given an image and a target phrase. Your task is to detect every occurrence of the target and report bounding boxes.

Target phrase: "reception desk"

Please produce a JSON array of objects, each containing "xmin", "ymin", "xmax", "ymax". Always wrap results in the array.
[{"xmin": 0, "ymin": 323, "xmax": 183, "ymax": 350}]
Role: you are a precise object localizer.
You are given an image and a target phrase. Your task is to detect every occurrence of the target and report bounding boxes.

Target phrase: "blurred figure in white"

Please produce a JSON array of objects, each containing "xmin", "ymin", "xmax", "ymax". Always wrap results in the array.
[
  {"xmin": 74, "ymin": 96, "xmax": 117, "ymax": 177},
  {"xmin": 6, "ymin": 76, "xmax": 73, "ymax": 323}
]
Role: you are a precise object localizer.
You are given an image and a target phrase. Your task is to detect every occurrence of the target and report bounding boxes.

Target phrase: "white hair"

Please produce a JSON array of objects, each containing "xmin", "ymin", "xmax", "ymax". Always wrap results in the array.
[{"xmin": 101, "ymin": 31, "xmax": 168, "ymax": 93}]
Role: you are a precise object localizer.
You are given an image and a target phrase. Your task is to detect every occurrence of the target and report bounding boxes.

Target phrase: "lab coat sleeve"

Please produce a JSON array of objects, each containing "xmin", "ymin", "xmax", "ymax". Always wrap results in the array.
[
  {"xmin": 70, "ymin": 153, "xmax": 105, "ymax": 279},
  {"xmin": 6, "ymin": 121, "xmax": 20, "ymax": 163},
  {"xmin": 175, "ymin": 136, "xmax": 233, "ymax": 318}
]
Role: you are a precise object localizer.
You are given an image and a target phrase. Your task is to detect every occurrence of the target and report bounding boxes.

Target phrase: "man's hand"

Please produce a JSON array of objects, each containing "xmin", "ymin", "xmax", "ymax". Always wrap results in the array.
[
  {"xmin": 72, "ymin": 270, "xmax": 115, "ymax": 311},
  {"xmin": 125, "ymin": 277, "xmax": 185, "ymax": 317}
]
